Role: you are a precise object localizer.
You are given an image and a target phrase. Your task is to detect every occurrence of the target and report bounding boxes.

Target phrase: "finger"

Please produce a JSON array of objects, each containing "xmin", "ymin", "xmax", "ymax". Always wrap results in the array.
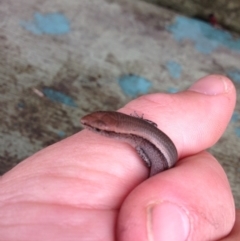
[
  {"xmin": 220, "ymin": 209, "xmax": 240, "ymax": 240},
  {"xmin": 117, "ymin": 151, "xmax": 235, "ymax": 241},
  {"xmin": 121, "ymin": 75, "xmax": 236, "ymax": 159},
  {"xmin": 1, "ymin": 75, "xmax": 235, "ymax": 206}
]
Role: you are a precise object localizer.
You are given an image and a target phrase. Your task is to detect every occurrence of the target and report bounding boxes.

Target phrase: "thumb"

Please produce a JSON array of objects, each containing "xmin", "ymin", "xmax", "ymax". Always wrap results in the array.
[{"xmin": 117, "ymin": 152, "xmax": 235, "ymax": 241}]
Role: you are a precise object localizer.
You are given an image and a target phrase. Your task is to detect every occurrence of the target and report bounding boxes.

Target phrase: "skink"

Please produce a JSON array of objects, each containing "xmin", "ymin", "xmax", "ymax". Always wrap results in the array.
[{"xmin": 80, "ymin": 111, "xmax": 178, "ymax": 177}]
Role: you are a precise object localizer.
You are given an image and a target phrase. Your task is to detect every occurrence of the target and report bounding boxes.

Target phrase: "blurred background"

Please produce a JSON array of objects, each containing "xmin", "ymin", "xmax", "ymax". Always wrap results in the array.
[{"xmin": 0, "ymin": 0, "xmax": 240, "ymax": 207}]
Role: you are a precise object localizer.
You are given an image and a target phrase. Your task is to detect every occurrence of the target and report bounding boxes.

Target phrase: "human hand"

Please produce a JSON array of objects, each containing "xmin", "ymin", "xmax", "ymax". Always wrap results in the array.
[{"xmin": 0, "ymin": 75, "xmax": 239, "ymax": 240}]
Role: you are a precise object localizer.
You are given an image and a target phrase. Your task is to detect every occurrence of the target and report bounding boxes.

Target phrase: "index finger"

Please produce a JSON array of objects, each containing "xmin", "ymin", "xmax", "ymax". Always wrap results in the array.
[{"xmin": 121, "ymin": 74, "xmax": 236, "ymax": 159}]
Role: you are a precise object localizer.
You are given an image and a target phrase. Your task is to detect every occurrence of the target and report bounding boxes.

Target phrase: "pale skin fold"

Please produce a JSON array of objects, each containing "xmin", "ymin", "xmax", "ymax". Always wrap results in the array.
[{"xmin": 81, "ymin": 111, "xmax": 178, "ymax": 177}]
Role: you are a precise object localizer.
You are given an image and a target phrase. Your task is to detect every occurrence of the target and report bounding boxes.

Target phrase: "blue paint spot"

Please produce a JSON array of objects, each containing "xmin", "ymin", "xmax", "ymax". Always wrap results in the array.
[
  {"xmin": 227, "ymin": 70, "xmax": 240, "ymax": 83},
  {"xmin": 43, "ymin": 88, "xmax": 77, "ymax": 107},
  {"xmin": 118, "ymin": 74, "xmax": 152, "ymax": 97},
  {"xmin": 21, "ymin": 12, "xmax": 70, "ymax": 35},
  {"xmin": 231, "ymin": 112, "xmax": 240, "ymax": 123},
  {"xmin": 57, "ymin": 130, "xmax": 66, "ymax": 137},
  {"xmin": 166, "ymin": 61, "xmax": 182, "ymax": 79},
  {"xmin": 234, "ymin": 127, "xmax": 240, "ymax": 138},
  {"xmin": 167, "ymin": 16, "xmax": 240, "ymax": 54},
  {"xmin": 167, "ymin": 87, "xmax": 178, "ymax": 93}
]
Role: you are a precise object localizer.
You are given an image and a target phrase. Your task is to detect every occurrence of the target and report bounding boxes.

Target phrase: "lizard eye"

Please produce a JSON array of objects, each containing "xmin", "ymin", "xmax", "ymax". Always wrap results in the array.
[{"xmin": 95, "ymin": 128, "xmax": 101, "ymax": 132}]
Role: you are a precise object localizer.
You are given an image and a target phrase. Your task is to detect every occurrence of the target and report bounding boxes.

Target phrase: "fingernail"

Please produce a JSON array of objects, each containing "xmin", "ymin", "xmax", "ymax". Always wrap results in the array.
[
  {"xmin": 147, "ymin": 202, "xmax": 190, "ymax": 241},
  {"xmin": 189, "ymin": 75, "xmax": 230, "ymax": 95}
]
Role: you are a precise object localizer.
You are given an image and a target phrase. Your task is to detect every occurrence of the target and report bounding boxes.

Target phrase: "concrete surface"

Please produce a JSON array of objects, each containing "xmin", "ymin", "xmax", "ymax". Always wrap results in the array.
[
  {"xmin": 0, "ymin": 0, "xmax": 240, "ymax": 207},
  {"xmin": 146, "ymin": 0, "xmax": 240, "ymax": 33}
]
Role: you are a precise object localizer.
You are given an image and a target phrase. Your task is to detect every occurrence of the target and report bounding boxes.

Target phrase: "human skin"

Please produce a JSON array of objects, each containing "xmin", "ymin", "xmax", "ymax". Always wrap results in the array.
[{"xmin": 0, "ymin": 75, "xmax": 239, "ymax": 240}]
